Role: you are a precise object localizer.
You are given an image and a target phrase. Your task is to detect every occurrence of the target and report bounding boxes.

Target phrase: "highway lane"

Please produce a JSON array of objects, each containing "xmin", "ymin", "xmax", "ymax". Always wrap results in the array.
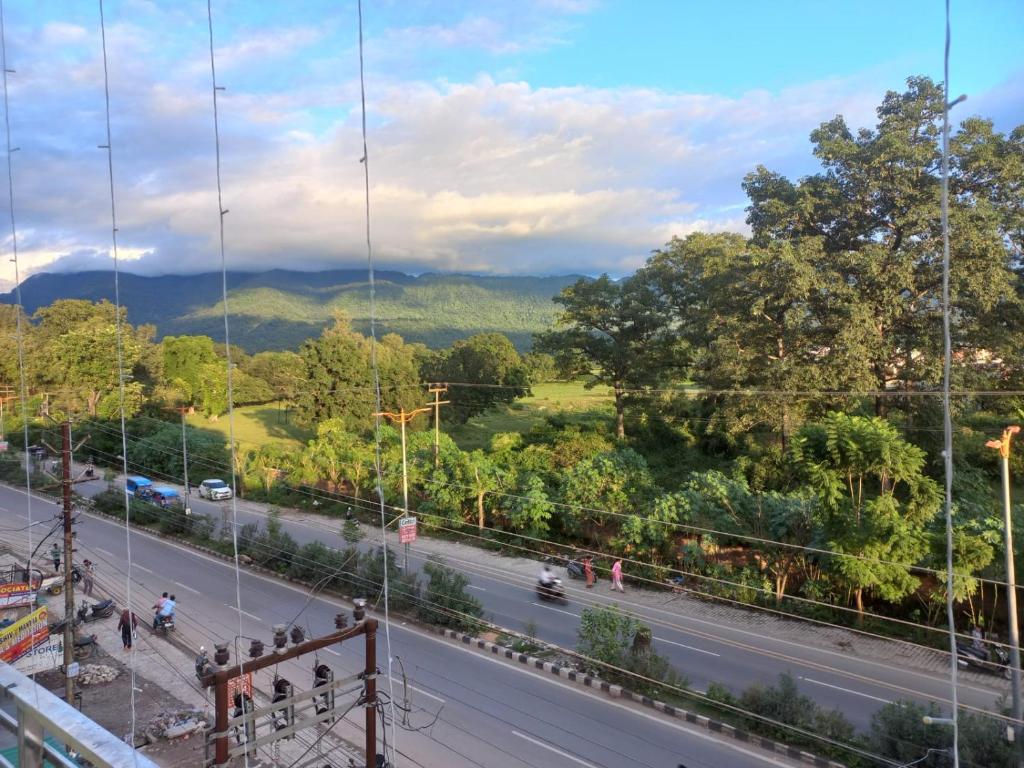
[
  {"xmin": 126, "ymin": 479, "xmax": 1007, "ymax": 730},
  {"xmin": 0, "ymin": 484, "xmax": 806, "ymax": 768}
]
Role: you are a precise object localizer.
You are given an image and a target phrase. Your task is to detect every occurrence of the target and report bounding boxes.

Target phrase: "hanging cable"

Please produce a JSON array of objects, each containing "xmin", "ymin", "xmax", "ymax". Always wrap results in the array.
[
  {"xmin": 940, "ymin": 1, "xmax": 963, "ymax": 765},
  {"xmin": 96, "ymin": 2, "xmax": 140, "ymax": 760},
  {"xmin": 203, "ymin": 1, "xmax": 252, "ymax": 763},
  {"xmin": 355, "ymin": 1, "xmax": 399, "ymax": 763}
]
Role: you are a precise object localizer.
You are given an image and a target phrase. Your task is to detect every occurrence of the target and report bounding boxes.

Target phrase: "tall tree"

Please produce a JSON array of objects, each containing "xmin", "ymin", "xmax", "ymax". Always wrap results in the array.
[
  {"xmin": 422, "ymin": 333, "xmax": 530, "ymax": 422},
  {"xmin": 162, "ymin": 335, "xmax": 218, "ymax": 405},
  {"xmin": 743, "ymin": 77, "xmax": 1023, "ymax": 411},
  {"xmin": 537, "ymin": 274, "xmax": 682, "ymax": 439}
]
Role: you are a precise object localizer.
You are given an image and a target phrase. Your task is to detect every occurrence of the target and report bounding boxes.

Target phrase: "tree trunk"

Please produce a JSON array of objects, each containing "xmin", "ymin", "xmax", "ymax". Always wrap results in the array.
[
  {"xmin": 614, "ymin": 383, "xmax": 625, "ymax": 440},
  {"xmin": 775, "ymin": 573, "xmax": 788, "ymax": 606},
  {"xmin": 475, "ymin": 466, "xmax": 485, "ymax": 531},
  {"xmin": 855, "ymin": 587, "xmax": 864, "ymax": 621}
]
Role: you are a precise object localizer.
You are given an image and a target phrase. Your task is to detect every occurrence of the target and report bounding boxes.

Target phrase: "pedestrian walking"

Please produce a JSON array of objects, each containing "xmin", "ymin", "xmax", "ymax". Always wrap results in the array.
[
  {"xmin": 611, "ymin": 558, "xmax": 624, "ymax": 592},
  {"xmin": 118, "ymin": 608, "xmax": 138, "ymax": 650},
  {"xmin": 49, "ymin": 542, "xmax": 61, "ymax": 571},
  {"xmin": 81, "ymin": 559, "xmax": 95, "ymax": 597},
  {"xmin": 583, "ymin": 557, "xmax": 594, "ymax": 588}
]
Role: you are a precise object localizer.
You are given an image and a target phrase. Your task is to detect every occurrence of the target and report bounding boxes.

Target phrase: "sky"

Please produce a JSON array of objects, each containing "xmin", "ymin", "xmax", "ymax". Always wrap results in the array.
[{"xmin": 0, "ymin": 0, "xmax": 1021, "ymax": 281}]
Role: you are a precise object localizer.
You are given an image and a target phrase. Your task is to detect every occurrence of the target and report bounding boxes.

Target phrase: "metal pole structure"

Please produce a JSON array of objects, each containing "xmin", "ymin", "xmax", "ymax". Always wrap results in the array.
[
  {"xmin": 428, "ymin": 384, "xmax": 449, "ymax": 470},
  {"xmin": 180, "ymin": 407, "xmax": 191, "ymax": 514},
  {"xmin": 989, "ymin": 426, "xmax": 1023, "ymax": 754},
  {"xmin": 365, "ymin": 617, "xmax": 378, "ymax": 768},
  {"xmin": 400, "ymin": 411, "xmax": 409, "ymax": 573},
  {"xmin": 60, "ymin": 419, "xmax": 75, "ymax": 705}
]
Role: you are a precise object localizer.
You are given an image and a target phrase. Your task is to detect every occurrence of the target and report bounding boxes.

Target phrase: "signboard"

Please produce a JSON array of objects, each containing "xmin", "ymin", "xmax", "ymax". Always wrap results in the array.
[
  {"xmin": 66, "ymin": 661, "xmax": 80, "ymax": 678},
  {"xmin": 0, "ymin": 440, "xmax": 8, "ymax": 452},
  {"xmin": 13, "ymin": 632, "xmax": 63, "ymax": 675},
  {"xmin": 227, "ymin": 672, "xmax": 253, "ymax": 702},
  {"xmin": 0, "ymin": 605, "xmax": 49, "ymax": 663},
  {"xmin": 0, "ymin": 580, "xmax": 38, "ymax": 609},
  {"xmin": 398, "ymin": 516, "xmax": 417, "ymax": 544}
]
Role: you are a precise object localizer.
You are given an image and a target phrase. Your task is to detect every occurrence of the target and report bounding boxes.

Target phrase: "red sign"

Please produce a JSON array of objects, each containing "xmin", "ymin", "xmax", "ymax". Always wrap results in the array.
[
  {"xmin": 398, "ymin": 516, "xmax": 417, "ymax": 544},
  {"xmin": 226, "ymin": 672, "xmax": 253, "ymax": 702}
]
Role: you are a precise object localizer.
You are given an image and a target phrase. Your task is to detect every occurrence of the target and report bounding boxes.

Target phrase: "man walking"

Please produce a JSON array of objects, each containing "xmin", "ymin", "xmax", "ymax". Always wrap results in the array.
[
  {"xmin": 117, "ymin": 608, "xmax": 138, "ymax": 650},
  {"xmin": 49, "ymin": 542, "xmax": 61, "ymax": 572},
  {"xmin": 81, "ymin": 559, "xmax": 95, "ymax": 597},
  {"xmin": 611, "ymin": 558, "xmax": 624, "ymax": 593}
]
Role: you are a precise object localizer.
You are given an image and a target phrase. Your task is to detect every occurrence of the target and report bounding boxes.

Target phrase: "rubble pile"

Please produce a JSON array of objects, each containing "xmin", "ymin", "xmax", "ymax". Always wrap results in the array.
[
  {"xmin": 77, "ymin": 664, "xmax": 119, "ymax": 685},
  {"xmin": 143, "ymin": 708, "xmax": 210, "ymax": 744}
]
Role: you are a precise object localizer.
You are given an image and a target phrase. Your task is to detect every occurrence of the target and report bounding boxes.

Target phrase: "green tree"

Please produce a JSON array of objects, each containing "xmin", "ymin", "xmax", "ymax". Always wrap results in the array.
[
  {"xmin": 743, "ymin": 76, "xmax": 1023, "ymax": 414},
  {"xmin": 162, "ymin": 336, "xmax": 217, "ymax": 404},
  {"xmin": 505, "ymin": 473, "xmax": 553, "ymax": 538},
  {"xmin": 244, "ymin": 350, "xmax": 303, "ymax": 401},
  {"xmin": 789, "ymin": 412, "xmax": 941, "ymax": 616},
  {"xmin": 422, "ymin": 333, "xmax": 530, "ymax": 422},
  {"xmin": 418, "ymin": 556, "xmax": 483, "ymax": 631},
  {"xmin": 537, "ymin": 274, "xmax": 682, "ymax": 439},
  {"xmin": 560, "ymin": 447, "xmax": 656, "ymax": 543}
]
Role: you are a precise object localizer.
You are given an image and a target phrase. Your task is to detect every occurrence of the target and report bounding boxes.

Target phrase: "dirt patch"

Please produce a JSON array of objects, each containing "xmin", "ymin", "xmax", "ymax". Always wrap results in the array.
[{"xmin": 33, "ymin": 650, "xmax": 207, "ymax": 767}]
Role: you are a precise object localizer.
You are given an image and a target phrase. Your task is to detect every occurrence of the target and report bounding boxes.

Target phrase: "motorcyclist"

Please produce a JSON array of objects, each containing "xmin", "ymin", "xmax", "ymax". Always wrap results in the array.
[
  {"xmin": 153, "ymin": 592, "xmax": 175, "ymax": 629},
  {"xmin": 539, "ymin": 565, "xmax": 555, "ymax": 587}
]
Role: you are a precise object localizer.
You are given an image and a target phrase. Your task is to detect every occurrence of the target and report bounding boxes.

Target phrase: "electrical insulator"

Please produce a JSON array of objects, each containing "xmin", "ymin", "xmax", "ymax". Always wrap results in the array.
[
  {"xmin": 232, "ymin": 693, "xmax": 256, "ymax": 747},
  {"xmin": 271, "ymin": 678, "xmax": 294, "ymax": 736},
  {"xmin": 248, "ymin": 639, "xmax": 264, "ymax": 658},
  {"xmin": 313, "ymin": 663, "xmax": 335, "ymax": 718},
  {"xmin": 290, "ymin": 625, "xmax": 305, "ymax": 645}
]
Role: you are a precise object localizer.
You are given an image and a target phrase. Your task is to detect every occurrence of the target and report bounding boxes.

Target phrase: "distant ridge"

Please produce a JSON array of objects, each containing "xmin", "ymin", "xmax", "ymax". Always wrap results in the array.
[{"xmin": 0, "ymin": 269, "xmax": 581, "ymax": 352}]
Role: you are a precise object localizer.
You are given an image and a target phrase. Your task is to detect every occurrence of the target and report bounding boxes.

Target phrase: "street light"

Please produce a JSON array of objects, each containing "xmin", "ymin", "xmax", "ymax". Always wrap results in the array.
[{"xmin": 986, "ymin": 425, "xmax": 1023, "ymax": 752}]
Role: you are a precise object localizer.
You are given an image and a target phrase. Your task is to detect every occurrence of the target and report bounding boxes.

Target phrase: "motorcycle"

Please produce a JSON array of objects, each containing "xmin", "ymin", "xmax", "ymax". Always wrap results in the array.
[
  {"xmin": 48, "ymin": 615, "xmax": 82, "ymax": 636},
  {"xmin": 536, "ymin": 578, "xmax": 568, "ymax": 606},
  {"xmin": 565, "ymin": 560, "xmax": 585, "ymax": 580},
  {"xmin": 77, "ymin": 599, "xmax": 115, "ymax": 623},
  {"xmin": 957, "ymin": 642, "xmax": 1011, "ymax": 679},
  {"xmin": 73, "ymin": 634, "xmax": 98, "ymax": 661},
  {"xmin": 153, "ymin": 614, "xmax": 176, "ymax": 635}
]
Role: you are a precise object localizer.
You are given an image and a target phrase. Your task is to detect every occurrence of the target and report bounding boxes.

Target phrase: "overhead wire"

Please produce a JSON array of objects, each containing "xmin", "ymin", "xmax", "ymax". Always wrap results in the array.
[
  {"xmin": 202, "ymin": 1, "xmax": 252, "ymax": 762},
  {"xmin": 939, "ymin": 1, "xmax": 962, "ymax": 765},
  {"xmin": 95, "ymin": 2, "xmax": 141, "ymax": 760},
  {"xmin": 354, "ymin": 1, "xmax": 399, "ymax": 763}
]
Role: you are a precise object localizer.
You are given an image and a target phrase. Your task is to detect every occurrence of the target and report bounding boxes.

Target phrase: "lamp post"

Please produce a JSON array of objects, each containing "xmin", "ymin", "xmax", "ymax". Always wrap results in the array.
[
  {"xmin": 986, "ymin": 425, "xmax": 1023, "ymax": 753},
  {"xmin": 373, "ymin": 406, "xmax": 431, "ymax": 572}
]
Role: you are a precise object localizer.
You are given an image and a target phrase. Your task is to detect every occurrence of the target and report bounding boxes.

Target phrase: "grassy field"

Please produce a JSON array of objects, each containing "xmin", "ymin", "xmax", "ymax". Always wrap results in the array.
[
  {"xmin": 186, "ymin": 402, "xmax": 311, "ymax": 450},
  {"xmin": 447, "ymin": 381, "xmax": 614, "ymax": 451}
]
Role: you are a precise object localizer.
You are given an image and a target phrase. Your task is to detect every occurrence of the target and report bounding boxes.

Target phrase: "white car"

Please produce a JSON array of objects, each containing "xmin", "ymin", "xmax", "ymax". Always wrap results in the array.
[{"xmin": 198, "ymin": 479, "xmax": 233, "ymax": 500}]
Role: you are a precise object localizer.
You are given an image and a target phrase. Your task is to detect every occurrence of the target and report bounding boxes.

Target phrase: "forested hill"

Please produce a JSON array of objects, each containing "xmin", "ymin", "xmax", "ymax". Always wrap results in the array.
[{"xmin": 0, "ymin": 269, "xmax": 581, "ymax": 351}]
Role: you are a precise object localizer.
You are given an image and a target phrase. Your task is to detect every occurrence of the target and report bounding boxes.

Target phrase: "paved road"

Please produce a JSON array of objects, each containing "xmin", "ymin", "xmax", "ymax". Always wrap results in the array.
[
  {"xmin": 96, "ymin": 474, "xmax": 1008, "ymax": 733},
  {"xmin": 1, "ymin": 483, "xmax": 804, "ymax": 768}
]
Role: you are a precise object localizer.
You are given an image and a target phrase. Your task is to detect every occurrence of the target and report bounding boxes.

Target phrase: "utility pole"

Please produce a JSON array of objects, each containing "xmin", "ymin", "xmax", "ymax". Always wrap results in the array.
[
  {"xmin": 373, "ymin": 407, "xmax": 430, "ymax": 572},
  {"xmin": 178, "ymin": 406, "xmax": 191, "ymax": 515},
  {"xmin": 60, "ymin": 419, "xmax": 75, "ymax": 705},
  {"xmin": 987, "ymin": 425, "xmax": 1023, "ymax": 757},
  {"xmin": 428, "ymin": 384, "xmax": 449, "ymax": 469}
]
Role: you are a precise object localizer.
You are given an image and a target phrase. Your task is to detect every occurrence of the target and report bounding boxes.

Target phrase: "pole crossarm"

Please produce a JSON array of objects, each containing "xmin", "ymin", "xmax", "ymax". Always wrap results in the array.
[
  {"xmin": 200, "ymin": 620, "xmax": 374, "ymax": 687},
  {"xmin": 373, "ymin": 407, "xmax": 432, "ymax": 424}
]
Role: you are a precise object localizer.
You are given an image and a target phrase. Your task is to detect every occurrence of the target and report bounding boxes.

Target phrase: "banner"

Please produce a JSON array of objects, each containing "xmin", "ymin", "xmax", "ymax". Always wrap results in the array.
[
  {"xmin": 0, "ymin": 580, "xmax": 37, "ymax": 609},
  {"xmin": 12, "ymin": 632, "xmax": 63, "ymax": 675},
  {"xmin": 0, "ymin": 605, "xmax": 49, "ymax": 663},
  {"xmin": 398, "ymin": 516, "xmax": 417, "ymax": 544}
]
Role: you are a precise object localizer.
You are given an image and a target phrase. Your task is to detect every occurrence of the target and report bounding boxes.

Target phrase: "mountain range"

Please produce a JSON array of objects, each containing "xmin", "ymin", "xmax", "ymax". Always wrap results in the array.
[{"xmin": 0, "ymin": 269, "xmax": 580, "ymax": 352}]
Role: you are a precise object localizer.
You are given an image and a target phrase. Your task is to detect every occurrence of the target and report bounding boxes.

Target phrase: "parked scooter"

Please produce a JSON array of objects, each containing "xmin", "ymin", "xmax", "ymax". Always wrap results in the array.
[
  {"xmin": 77, "ymin": 599, "xmax": 115, "ymax": 623},
  {"xmin": 536, "ymin": 578, "xmax": 569, "ymax": 606},
  {"xmin": 565, "ymin": 560, "xmax": 585, "ymax": 580},
  {"xmin": 48, "ymin": 615, "xmax": 82, "ymax": 636},
  {"xmin": 957, "ymin": 641, "xmax": 1011, "ymax": 679},
  {"xmin": 73, "ymin": 634, "xmax": 98, "ymax": 661}
]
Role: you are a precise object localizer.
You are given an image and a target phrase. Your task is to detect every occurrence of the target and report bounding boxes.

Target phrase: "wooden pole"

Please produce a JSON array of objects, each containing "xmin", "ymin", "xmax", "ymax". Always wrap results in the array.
[{"xmin": 61, "ymin": 420, "xmax": 75, "ymax": 705}]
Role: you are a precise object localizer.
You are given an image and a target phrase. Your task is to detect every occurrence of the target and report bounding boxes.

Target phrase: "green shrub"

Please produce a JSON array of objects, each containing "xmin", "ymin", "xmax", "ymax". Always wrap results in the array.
[{"xmin": 418, "ymin": 555, "xmax": 483, "ymax": 631}]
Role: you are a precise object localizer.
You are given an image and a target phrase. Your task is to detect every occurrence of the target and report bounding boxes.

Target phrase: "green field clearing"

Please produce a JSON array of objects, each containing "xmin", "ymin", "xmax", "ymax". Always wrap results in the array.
[
  {"xmin": 187, "ymin": 402, "xmax": 311, "ymax": 450},
  {"xmin": 447, "ymin": 381, "xmax": 615, "ymax": 451}
]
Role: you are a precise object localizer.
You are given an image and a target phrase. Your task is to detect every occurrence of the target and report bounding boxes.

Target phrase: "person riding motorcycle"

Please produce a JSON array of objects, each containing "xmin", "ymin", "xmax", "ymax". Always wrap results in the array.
[
  {"xmin": 539, "ymin": 565, "xmax": 555, "ymax": 587},
  {"xmin": 154, "ymin": 593, "xmax": 176, "ymax": 629}
]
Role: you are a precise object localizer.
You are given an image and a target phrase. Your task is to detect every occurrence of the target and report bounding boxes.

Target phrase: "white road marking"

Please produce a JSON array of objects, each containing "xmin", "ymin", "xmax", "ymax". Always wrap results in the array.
[
  {"xmin": 96, "ymin": 548, "xmax": 116, "ymax": 558},
  {"xmin": 467, "ymin": 585, "xmax": 486, "ymax": 592},
  {"xmin": 407, "ymin": 684, "xmax": 446, "ymax": 704},
  {"xmin": 531, "ymin": 602, "xmax": 578, "ymax": 618},
  {"xmin": 325, "ymin": 648, "xmax": 342, "ymax": 657},
  {"xmin": 798, "ymin": 676, "xmax": 893, "ymax": 704},
  {"xmin": 656, "ymin": 637, "xmax": 720, "ymax": 657},
  {"xmin": 512, "ymin": 731, "xmax": 598, "ymax": 768},
  {"xmin": 133, "ymin": 564, "xmax": 155, "ymax": 575},
  {"xmin": 173, "ymin": 581, "xmax": 200, "ymax": 595},
  {"xmin": 225, "ymin": 604, "xmax": 263, "ymax": 622}
]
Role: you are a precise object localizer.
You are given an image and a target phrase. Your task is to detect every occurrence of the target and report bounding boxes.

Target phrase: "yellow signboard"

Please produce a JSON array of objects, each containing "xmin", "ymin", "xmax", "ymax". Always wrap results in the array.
[{"xmin": 0, "ymin": 605, "xmax": 49, "ymax": 663}]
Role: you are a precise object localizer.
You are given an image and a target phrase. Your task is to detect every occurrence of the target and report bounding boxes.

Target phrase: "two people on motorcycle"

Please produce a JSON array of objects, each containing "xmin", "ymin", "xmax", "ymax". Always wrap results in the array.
[{"xmin": 153, "ymin": 591, "xmax": 176, "ymax": 629}]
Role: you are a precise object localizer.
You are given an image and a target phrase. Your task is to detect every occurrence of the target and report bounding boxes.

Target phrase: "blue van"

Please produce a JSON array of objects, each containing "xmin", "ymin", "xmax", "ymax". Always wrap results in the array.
[
  {"xmin": 125, "ymin": 476, "xmax": 153, "ymax": 497},
  {"xmin": 151, "ymin": 487, "xmax": 180, "ymax": 508}
]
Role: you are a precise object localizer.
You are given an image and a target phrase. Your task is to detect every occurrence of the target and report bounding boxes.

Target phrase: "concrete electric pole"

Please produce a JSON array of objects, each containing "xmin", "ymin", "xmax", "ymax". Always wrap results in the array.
[
  {"xmin": 60, "ymin": 419, "xmax": 76, "ymax": 705},
  {"xmin": 428, "ymin": 384, "xmax": 449, "ymax": 469}
]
